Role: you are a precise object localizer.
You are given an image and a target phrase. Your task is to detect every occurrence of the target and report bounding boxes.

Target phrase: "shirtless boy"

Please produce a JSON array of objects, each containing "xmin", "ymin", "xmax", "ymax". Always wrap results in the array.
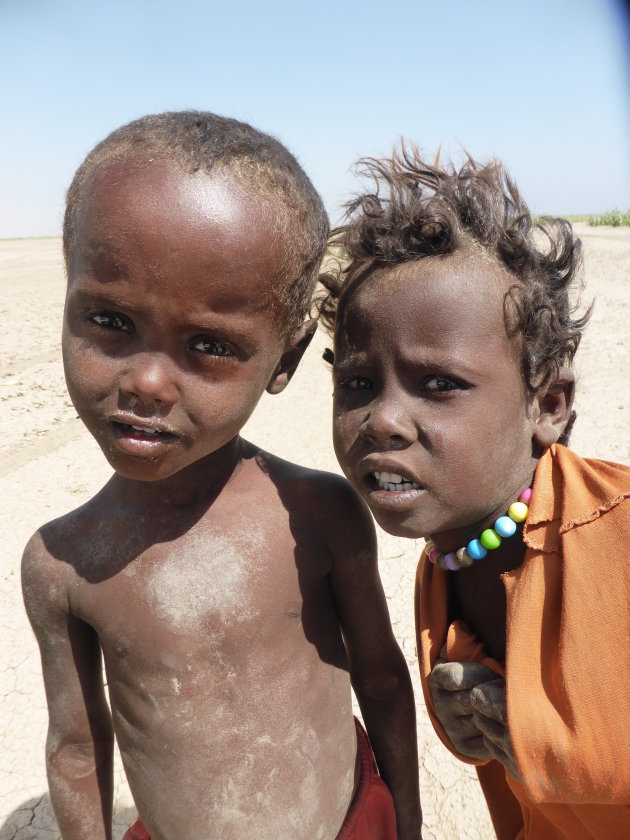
[
  {"xmin": 21, "ymin": 112, "xmax": 421, "ymax": 840},
  {"xmin": 321, "ymin": 146, "xmax": 630, "ymax": 838}
]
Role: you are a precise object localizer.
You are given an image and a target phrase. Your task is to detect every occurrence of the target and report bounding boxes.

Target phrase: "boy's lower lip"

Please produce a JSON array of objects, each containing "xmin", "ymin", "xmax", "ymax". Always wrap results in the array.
[{"xmin": 364, "ymin": 485, "xmax": 426, "ymax": 510}]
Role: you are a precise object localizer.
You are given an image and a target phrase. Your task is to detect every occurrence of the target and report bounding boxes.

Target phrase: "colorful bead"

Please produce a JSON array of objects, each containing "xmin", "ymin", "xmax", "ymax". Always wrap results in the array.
[
  {"xmin": 494, "ymin": 515, "xmax": 517, "ymax": 538},
  {"xmin": 480, "ymin": 529, "xmax": 502, "ymax": 550},
  {"xmin": 427, "ymin": 545, "xmax": 440, "ymax": 564},
  {"xmin": 435, "ymin": 553, "xmax": 449, "ymax": 571},
  {"xmin": 466, "ymin": 539, "xmax": 487, "ymax": 560},
  {"xmin": 455, "ymin": 547, "xmax": 474, "ymax": 568},
  {"xmin": 508, "ymin": 501, "xmax": 528, "ymax": 523},
  {"xmin": 444, "ymin": 552, "xmax": 459, "ymax": 571},
  {"xmin": 424, "ymin": 488, "xmax": 531, "ymax": 571}
]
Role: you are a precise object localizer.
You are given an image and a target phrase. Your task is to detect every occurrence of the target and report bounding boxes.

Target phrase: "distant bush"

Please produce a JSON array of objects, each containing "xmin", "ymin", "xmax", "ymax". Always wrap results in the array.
[
  {"xmin": 587, "ymin": 209, "xmax": 630, "ymax": 227},
  {"xmin": 531, "ymin": 212, "xmax": 630, "ymax": 227}
]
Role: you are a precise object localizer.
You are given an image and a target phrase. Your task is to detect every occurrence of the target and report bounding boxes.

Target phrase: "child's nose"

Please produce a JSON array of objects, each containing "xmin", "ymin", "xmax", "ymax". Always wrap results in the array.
[
  {"xmin": 358, "ymin": 396, "xmax": 416, "ymax": 447},
  {"xmin": 119, "ymin": 353, "xmax": 179, "ymax": 409}
]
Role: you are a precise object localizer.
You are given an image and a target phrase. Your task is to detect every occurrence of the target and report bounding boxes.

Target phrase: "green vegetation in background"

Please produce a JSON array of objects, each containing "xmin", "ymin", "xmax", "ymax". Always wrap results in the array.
[
  {"xmin": 585, "ymin": 209, "xmax": 630, "ymax": 227},
  {"xmin": 533, "ymin": 211, "xmax": 630, "ymax": 227}
]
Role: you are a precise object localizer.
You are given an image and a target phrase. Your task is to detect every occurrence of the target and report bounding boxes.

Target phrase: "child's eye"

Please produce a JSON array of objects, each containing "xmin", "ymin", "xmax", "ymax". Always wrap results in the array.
[
  {"xmin": 191, "ymin": 337, "xmax": 235, "ymax": 358},
  {"xmin": 90, "ymin": 312, "xmax": 132, "ymax": 332},
  {"xmin": 423, "ymin": 376, "xmax": 460, "ymax": 392},
  {"xmin": 339, "ymin": 375, "xmax": 373, "ymax": 390}
]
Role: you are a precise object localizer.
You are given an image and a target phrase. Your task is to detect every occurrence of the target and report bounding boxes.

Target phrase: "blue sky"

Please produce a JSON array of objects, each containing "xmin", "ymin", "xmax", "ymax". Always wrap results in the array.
[{"xmin": 1, "ymin": 0, "xmax": 629, "ymax": 238}]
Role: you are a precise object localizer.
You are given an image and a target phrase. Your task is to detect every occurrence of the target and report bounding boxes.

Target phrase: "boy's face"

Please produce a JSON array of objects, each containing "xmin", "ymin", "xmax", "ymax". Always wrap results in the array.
[
  {"xmin": 63, "ymin": 159, "xmax": 301, "ymax": 482},
  {"xmin": 332, "ymin": 251, "xmax": 544, "ymax": 546}
]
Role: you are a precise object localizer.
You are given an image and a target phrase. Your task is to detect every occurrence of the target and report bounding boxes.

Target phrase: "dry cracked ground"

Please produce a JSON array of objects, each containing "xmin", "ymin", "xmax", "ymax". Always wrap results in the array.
[{"xmin": 1, "ymin": 227, "xmax": 629, "ymax": 839}]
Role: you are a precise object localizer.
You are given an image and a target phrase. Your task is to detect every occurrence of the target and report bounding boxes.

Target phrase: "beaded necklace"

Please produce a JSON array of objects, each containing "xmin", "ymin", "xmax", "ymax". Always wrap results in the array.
[{"xmin": 425, "ymin": 488, "xmax": 532, "ymax": 572}]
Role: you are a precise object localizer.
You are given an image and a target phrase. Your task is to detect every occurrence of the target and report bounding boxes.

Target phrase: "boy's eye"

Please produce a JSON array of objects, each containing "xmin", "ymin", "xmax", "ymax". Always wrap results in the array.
[
  {"xmin": 191, "ymin": 337, "xmax": 234, "ymax": 358},
  {"xmin": 90, "ymin": 312, "xmax": 132, "ymax": 332},
  {"xmin": 339, "ymin": 375, "xmax": 373, "ymax": 391},
  {"xmin": 423, "ymin": 376, "xmax": 459, "ymax": 392}
]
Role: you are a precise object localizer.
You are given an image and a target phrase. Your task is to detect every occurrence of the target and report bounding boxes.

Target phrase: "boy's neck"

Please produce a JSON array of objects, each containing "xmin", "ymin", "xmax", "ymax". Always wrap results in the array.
[{"xmin": 115, "ymin": 436, "xmax": 256, "ymax": 509}]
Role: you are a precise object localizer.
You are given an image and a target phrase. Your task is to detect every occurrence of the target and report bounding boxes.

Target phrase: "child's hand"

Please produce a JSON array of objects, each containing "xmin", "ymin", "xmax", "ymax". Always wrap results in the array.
[{"xmin": 429, "ymin": 648, "xmax": 521, "ymax": 780}]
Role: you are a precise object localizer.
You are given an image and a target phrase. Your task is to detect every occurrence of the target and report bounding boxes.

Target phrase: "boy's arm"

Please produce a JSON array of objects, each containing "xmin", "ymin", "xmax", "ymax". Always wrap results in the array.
[
  {"xmin": 327, "ymin": 484, "xmax": 422, "ymax": 840},
  {"xmin": 22, "ymin": 532, "xmax": 114, "ymax": 840}
]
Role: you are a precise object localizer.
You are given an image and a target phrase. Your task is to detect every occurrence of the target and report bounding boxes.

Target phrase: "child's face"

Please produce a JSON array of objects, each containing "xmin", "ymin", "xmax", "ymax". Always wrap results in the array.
[
  {"xmin": 332, "ymin": 251, "xmax": 542, "ymax": 547},
  {"xmin": 63, "ymin": 159, "xmax": 300, "ymax": 482}
]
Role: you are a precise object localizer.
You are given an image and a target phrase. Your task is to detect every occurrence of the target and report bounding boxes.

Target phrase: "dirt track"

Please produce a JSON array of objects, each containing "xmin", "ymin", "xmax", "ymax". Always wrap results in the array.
[{"xmin": 1, "ymin": 226, "xmax": 629, "ymax": 838}]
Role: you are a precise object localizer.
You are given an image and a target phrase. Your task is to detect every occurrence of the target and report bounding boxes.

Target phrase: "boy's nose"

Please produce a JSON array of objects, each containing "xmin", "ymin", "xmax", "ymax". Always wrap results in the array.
[
  {"xmin": 358, "ymin": 398, "xmax": 416, "ymax": 447},
  {"xmin": 119, "ymin": 353, "xmax": 179, "ymax": 409}
]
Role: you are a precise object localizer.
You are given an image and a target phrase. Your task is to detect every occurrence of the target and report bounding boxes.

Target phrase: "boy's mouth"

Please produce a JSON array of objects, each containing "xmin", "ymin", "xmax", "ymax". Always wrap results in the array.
[
  {"xmin": 112, "ymin": 421, "xmax": 178, "ymax": 441},
  {"xmin": 370, "ymin": 471, "xmax": 421, "ymax": 492}
]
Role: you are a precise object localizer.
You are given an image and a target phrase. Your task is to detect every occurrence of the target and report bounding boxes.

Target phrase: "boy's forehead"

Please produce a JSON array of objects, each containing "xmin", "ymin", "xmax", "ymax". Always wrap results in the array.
[
  {"xmin": 72, "ymin": 159, "xmax": 292, "ymax": 281},
  {"xmin": 79, "ymin": 158, "xmax": 275, "ymax": 236},
  {"xmin": 335, "ymin": 249, "xmax": 523, "ymax": 373},
  {"xmin": 343, "ymin": 249, "xmax": 511, "ymax": 321}
]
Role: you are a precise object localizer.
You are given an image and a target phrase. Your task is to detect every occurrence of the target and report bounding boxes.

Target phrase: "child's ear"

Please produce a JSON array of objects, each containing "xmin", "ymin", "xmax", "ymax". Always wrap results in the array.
[
  {"xmin": 266, "ymin": 319, "xmax": 317, "ymax": 395},
  {"xmin": 531, "ymin": 367, "xmax": 576, "ymax": 449}
]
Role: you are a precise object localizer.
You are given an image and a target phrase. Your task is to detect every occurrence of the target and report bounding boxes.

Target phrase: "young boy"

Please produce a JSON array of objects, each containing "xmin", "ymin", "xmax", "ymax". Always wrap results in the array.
[
  {"xmin": 21, "ymin": 112, "xmax": 421, "ymax": 840},
  {"xmin": 321, "ymin": 146, "xmax": 630, "ymax": 838}
]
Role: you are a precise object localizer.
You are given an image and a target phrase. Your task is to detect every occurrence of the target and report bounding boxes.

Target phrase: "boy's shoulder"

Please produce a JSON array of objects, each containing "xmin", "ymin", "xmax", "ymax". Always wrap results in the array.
[
  {"xmin": 258, "ymin": 451, "xmax": 374, "ymax": 543},
  {"xmin": 529, "ymin": 444, "xmax": 630, "ymax": 539},
  {"xmin": 255, "ymin": 448, "xmax": 371, "ymax": 525},
  {"xmin": 21, "ymin": 476, "xmax": 134, "ymax": 591}
]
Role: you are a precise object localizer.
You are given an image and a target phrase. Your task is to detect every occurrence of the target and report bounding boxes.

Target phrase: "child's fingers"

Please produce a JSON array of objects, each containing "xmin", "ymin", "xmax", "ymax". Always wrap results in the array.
[
  {"xmin": 472, "ymin": 711, "xmax": 522, "ymax": 781},
  {"xmin": 431, "ymin": 685, "xmax": 475, "ymax": 717},
  {"xmin": 472, "ymin": 710, "xmax": 505, "ymax": 744},
  {"xmin": 430, "ymin": 661, "xmax": 498, "ymax": 692},
  {"xmin": 446, "ymin": 715, "xmax": 480, "ymax": 744},
  {"xmin": 453, "ymin": 733, "xmax": 496, "ymax": 762},
  {"xmin": 480, "ymin": 735, "xmax": 522, "ymax": 781},
  {"xmin": 470, "ymin": 678, "xmax": 508, "ymax": 724}
]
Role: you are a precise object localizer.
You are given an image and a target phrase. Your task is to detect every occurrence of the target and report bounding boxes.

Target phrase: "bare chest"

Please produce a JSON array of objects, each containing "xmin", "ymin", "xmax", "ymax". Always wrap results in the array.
[{"xmin": 451, "ymin": 569, "xmax": 507, "ymax": 662}]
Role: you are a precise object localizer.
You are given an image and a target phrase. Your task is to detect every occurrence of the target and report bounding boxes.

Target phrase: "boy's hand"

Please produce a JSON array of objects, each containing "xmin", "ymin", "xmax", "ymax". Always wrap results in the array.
[{"xmin": 429, "ymin": 648, "xmax": 520, "ymax": 780}]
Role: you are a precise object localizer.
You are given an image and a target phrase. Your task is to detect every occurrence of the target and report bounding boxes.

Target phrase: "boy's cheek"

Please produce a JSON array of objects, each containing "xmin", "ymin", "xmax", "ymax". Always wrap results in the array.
[{"xmin": 332, "ymin": 415, "xmax": 354, "ymax": 459}]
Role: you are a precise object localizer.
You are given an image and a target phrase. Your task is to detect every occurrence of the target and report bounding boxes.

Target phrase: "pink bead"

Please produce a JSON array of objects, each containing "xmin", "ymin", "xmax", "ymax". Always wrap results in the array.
[
  {"xmin": 428, "ymin": 546, "xmax": 440, "ymax": 564},
  {"xmin": 519, "ymin": 487, "xmax": 532, "ymax": 505}
]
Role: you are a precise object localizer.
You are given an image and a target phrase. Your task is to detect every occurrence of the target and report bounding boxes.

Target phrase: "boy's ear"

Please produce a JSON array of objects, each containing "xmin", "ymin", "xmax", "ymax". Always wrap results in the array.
[
  {"xmin": 266, "ymin": 319, "xmax": 317, "ymax": 395},
  {"xmin": 531, "ymin": 367, "xmax": 576, "ymax": 449}
]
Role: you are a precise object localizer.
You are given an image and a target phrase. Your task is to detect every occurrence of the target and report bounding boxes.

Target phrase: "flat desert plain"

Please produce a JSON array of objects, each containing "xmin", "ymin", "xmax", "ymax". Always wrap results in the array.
[{"xmin": 1, "ymin": 225, "xmax": 629, "ymax": 839}]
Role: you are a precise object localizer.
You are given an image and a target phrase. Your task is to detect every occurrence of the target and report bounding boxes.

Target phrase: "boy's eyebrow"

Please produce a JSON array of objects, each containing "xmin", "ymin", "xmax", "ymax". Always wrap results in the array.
[{"xmin": 330, "ymin": 352, "xmax": 370, "ymax": 375}]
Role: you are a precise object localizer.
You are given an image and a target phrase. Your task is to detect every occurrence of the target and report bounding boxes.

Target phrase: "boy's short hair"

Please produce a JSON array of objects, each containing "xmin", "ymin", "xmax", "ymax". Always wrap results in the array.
[
  {"xmin": 319, "ymin": 144, "xmax": 591, "ymax": 395},
  {"xmin": 64, "ymin": 111, "xmax": 329, "ymax": 328}
]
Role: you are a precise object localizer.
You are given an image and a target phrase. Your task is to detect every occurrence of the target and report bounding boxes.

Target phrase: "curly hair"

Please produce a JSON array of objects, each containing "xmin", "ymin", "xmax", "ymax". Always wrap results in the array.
[
  {"xmin": 319, "ymin": 144, "xmax": 591, "ymax": 409},
  {"xmin": 64, "ymin": 111, "xmax": 329, "ymax": 327}
]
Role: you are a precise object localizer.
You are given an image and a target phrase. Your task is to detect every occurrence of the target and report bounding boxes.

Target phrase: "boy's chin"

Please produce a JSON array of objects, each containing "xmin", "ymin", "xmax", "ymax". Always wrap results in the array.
[{"xmin": 370, "ymin": 509, "xmax": 427, "ymax": 540}]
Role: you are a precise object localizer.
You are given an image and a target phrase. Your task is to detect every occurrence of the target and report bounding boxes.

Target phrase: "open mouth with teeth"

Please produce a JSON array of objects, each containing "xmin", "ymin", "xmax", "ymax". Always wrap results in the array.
[
  {"xmin": 370, "ymin": 471, "xmax": 421, "ymax": 492},
  {"xmin": 113, "ymin": 421, "xmax": 176, "ymax": 440}
]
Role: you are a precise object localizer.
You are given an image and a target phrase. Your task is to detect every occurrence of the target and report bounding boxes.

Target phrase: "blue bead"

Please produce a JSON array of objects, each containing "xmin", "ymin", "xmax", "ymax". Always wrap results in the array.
[
  {"xmin": 494, "ymin": 516, "xmax": 517, "ymax": 538},
  {"xmin": 467, "ymin": 539, "xmax": 487, "ymax": 560}
]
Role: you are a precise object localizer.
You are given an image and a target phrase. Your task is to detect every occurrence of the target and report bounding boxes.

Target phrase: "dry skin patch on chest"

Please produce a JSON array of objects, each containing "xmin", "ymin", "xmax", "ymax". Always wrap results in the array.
[{"xmin": 145, "ymin": 529, "xmax": 264, "ymax": 632}]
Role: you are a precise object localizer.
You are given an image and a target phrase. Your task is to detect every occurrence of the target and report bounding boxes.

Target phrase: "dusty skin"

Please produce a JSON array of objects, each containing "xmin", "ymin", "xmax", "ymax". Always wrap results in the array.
[{"xmin": 1, "ymin": 226, "xmax": 630, "ymax": 839}]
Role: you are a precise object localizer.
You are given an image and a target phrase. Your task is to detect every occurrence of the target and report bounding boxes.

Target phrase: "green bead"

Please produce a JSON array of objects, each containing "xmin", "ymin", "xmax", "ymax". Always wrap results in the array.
[
  {"xmin": 508, "ymin": 501, "xmax": 528, "ymax": 523},
  {"xmin": 480, "ymin": 529, "xmax": 502, "ymax": 550}
]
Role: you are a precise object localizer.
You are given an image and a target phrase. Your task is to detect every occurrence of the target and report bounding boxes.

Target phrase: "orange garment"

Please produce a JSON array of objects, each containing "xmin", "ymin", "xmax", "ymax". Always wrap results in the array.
[
  {"xmin": 123, "ymin": 718, "xmax": 397, "ymax": 840},
  {"xmin": 416, "ymin": 444, "xmax": 630, "ymax": 839}
]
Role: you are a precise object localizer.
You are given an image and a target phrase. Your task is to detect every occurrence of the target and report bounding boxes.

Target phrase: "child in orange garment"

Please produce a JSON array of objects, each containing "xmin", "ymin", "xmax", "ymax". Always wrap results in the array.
[
  {"xmin": 321, "ymin": 145, "xmax": 630, "ymax": 839},
  {"xmin": 21, "ymin": 113, "xmax": 421, "ymax": 840}
]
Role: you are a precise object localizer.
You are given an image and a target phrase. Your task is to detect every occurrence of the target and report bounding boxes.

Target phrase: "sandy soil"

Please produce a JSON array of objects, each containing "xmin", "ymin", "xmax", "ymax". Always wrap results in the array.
[{"xmin": 1, "ymin": 226, "xmax": 629, "ymax": 839}]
